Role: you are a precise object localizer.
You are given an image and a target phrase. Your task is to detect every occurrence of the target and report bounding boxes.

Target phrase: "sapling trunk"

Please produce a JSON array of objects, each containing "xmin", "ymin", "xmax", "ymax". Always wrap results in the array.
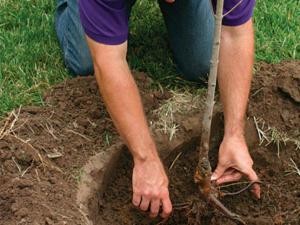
[
  {"xmin": 193, "ymin": 1, "xmax": 247, "ymax": 224},
  {"xmin": 194, "ymin": 0, "xmax": 224, "ymax": 196}
]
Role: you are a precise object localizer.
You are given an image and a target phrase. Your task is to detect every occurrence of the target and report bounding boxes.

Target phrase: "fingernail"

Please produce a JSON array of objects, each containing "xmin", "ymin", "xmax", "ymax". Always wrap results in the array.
[{"xmin": 211, "ymin": 174, "xmax": 217, "ymax": 181}]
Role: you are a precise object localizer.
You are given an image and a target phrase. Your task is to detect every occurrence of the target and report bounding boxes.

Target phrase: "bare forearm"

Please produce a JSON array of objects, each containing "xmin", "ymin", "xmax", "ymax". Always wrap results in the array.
[
  {"xmin": 97, "ymin": 62, "xmax": 157, "ymax": 160},
  {"xmin": 218, "ymin": 19, "xmax": 254, "ymax": 137},
  {"xmin": 213, "ymin": 20, "xmax": 260, "ymax": 197},
  {"xmin": 85, "ymin": 37, "xmax": 172, "ymax": 216},
  {"xmin": 86, "ymin": 38, "xmax": 158, "ymax": 162}
]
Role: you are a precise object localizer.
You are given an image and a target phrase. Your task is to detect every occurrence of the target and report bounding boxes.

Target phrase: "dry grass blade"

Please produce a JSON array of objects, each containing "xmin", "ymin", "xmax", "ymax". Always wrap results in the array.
[
  {"xmin": 294, "ymin": 139, "xmax": 300, "ymax": 150},
  {"xmin": 253, "ymin": 116, "xmax": 299, "ymax": 155},
  {"xmin": 253, "ymin": 116, "xmax": 270, "ymax": 144},
  {"xmin": 286, "ymin": 158, "xmax": 300, "ymax": 176},
  {"xmin": 10, "ymin": 133, "xmax": 45, "ymax": 165},
  {"xmin": 21, "ymin": 162, "xmax": 34, "ymax": 177},
  {"xmin": 151, "ymin": 90, "xmax": 203, "ymax": 141},
  {"xmin": 168, "ymin": 151, "xmax": 183, "ymax": 171},
  {"xmin": 44, "ymin": 121, "xmax": 58, "ymax": 140},
  {"xmin": 9, "ymin": 133, "xmax": 63, "ymax": 173},
  {"xmin": 12, "ymin": 156, "xmax": 22, "ymax": 173},
  {"xmin": 266, "ymin": 128, "xmax": 289, "ymax": 157},
  {"xmin": 65, "ymin": 128, "xmax": 92, "ymax": 141},
  {"xmin": 0, "ymin": 107, "xmax": 22, "ymax": 140}
]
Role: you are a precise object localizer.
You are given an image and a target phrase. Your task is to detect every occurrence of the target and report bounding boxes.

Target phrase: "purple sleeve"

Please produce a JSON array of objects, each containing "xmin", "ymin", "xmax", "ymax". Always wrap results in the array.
[
  {"xmin": 79, "ymin": 0, "xmax": 128, "ymax": 45},
  {"xmin": 212, "ymin": 0, "xmax": 256, "ymax": 26}
]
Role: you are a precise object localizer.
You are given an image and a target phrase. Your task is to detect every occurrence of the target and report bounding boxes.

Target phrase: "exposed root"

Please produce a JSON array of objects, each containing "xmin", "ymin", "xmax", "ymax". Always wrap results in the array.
[
  {"xmin": 220, "ymin": 181, "xmax": 262, "ymax": 197},
  {"xmin": 208, "ymin": 194, "xmax": 246, "ymax": 225},
  {"xmin": 195, "ymin": 165, "xmax": 249, "ymax": 224},
  {"xmin": 172, "ymin": 194, "xmax": 248, "ymax": 225},
  {"xmin": 219, "ymin": 181, "xmax": 249, "ymax": 189}
]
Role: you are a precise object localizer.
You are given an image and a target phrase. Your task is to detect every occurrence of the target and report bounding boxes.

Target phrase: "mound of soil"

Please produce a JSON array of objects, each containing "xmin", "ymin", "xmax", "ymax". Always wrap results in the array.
[
  {"xmin": 249, "ymin": 61, "xmax": 300, "ymax": 136},
  {"xmin": 0, "ymin": 61, "xmax": 299, "ymax": 225},
  {"xmin": 0, "ymin": 72, "xmax": 170, "ymax": 225},
  {"xmin": 97, "ymin": 136, "xmax": 299, "ymax": 225},
  {"xmin": 87, "ymin": 61, "xmax": 300, "ymax": 225}
]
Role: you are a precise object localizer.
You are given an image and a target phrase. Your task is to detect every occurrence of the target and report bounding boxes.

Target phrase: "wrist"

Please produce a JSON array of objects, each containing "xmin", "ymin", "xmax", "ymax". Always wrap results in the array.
[
  {"xmin": 132, "ymin": 141, "xmax": 160, "ymax": 164},
  {"xmin": 224, "ymin": 120, "xmax": 245, "ymax": 138},
  {"xmin": 133, "ymin": 151, "xmax": 159, "ymax": 164}
]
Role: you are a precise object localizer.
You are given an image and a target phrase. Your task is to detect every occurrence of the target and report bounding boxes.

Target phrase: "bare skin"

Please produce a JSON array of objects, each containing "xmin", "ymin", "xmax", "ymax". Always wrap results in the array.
[
  {"xmin": 211, "ymin": 19, "xmax": 261, "ymax": 198},
  {"xmin": 85, "ymin": 3, "xmax": 260, "ymax": 219},
  {"xmin": 85, "ymin": 39, "xmax": 172, "ymax": 218}
]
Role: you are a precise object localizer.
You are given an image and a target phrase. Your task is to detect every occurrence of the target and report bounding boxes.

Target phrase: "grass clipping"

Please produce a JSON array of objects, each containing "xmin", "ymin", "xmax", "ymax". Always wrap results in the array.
[
  {"xmin": 150, "ymin": 90, "xmax": 204, "ymax": 141},
  {"xmin": 253, "ymin": 116, "xmax": 300, "ymax": 155}
]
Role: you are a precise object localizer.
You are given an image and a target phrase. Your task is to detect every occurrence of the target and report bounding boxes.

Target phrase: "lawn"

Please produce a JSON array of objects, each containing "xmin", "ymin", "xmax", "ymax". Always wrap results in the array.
[{"xmin": 0, "ymin": 0, "xmax": 299, "ymax": 116}]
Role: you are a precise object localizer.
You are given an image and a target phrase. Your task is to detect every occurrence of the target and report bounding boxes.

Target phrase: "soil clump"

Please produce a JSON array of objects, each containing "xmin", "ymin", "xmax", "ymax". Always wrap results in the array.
[
  {"xmin": 89, "ymin": 61, "xmax": 300, "ymax": 225},
  {"xmin": 0, "ymin": 61, "xmax": 299, "ymax": 225},
  {"xmin": 0, "ymin": 72, "xmax": 170, "ymax": 225}
]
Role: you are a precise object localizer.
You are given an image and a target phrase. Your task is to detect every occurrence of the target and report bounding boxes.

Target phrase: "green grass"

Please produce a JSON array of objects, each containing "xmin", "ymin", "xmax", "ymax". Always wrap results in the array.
[
  {"xmin": 0, "ymin": 0, "xmax": 67, "ymax": 115},
  {"xmin": 254, "ymin": 0, "xmax": 299, "ymax": 62},
  {"xmin": 0, "ymin": 0, "xmax": 299, "ymax": 116}
]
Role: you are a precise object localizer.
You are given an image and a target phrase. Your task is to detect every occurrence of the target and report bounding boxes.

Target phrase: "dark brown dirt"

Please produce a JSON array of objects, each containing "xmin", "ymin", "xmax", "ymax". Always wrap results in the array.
[
  {"xmin": 0, "ymin": 72, "xmax": 169, "ymax": 225},
  {"xmin": 92, "ymin": 61, "xmax": 300, "ymax": 225},
  {"xmin": 249, "ymin": 61, "xmax": 300, "ymax": 136},
  {"xmin": 0, "ymin": 61, "xmax": 299, "ymax": 225}
]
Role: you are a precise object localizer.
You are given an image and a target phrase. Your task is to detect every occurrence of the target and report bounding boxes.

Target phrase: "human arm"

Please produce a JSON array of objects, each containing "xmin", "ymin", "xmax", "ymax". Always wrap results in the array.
[
  {"xmin": 85, "ymin": 36, "xmax": 172, "ymax": 217},
  {"xmin": 211, "ymin": 19, "xmax": 261, "ymax": 198}
]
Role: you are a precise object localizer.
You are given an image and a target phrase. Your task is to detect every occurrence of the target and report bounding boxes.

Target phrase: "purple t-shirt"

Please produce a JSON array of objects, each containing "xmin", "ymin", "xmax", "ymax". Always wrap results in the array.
[{"xmin": 79, "ymin": 0, "xmax": 255, "ymax": 45}]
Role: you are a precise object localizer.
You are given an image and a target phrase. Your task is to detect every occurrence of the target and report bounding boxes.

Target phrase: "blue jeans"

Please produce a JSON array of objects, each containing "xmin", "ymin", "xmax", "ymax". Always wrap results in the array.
[{"xmin": 55, "ymin": 0, "xmax": 214, "ymax": 81}]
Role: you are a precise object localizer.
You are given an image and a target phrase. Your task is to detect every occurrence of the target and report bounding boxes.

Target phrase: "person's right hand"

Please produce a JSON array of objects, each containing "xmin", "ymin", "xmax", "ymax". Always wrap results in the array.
[
  {"xmin": 211, "ymin": 135, "xmax": 261, "ymax": 199},
  {"xmin": 132, "ymin": 156, "xmax": 172, "ymax": 218}
]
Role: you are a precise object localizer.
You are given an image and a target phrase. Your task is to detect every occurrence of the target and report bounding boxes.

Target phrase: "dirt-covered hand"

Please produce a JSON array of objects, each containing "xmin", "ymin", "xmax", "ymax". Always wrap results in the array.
[
  {"xmin": 211, "ymin": 135, "xmax": 261, "ymax": 199},
  {"xmin": 132, "ymin": 156, "xmax": 172, "ymax": 218}
]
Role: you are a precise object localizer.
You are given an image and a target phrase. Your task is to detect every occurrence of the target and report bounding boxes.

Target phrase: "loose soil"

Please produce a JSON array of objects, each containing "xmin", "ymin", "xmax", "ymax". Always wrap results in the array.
[
  {"xmin": 0, "ymin": 61, "xmax": 299, "ymax": 225},
  {"xmin": 89, "ymin": 61, "xmax": 300, "ymax": 225},
  {"xmin": 0, "ymin": 72, "xmax": 170, "ymax": 225}
]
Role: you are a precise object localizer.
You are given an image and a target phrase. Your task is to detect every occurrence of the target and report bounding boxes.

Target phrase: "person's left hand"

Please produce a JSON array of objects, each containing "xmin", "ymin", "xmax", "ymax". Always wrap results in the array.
[{"xmin": 211, "ymin": 134, "xmax": 261, "ymax": 199}]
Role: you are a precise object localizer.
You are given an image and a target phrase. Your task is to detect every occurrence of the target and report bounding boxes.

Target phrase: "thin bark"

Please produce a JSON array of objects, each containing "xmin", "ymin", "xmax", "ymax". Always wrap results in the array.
[
  {"xmin": 194, "ymin": 1, "xmax": 249, "ymax": 224},
  {"xmin": 194, "ymin": 0, "xmax": 224, "ymax": 195}
]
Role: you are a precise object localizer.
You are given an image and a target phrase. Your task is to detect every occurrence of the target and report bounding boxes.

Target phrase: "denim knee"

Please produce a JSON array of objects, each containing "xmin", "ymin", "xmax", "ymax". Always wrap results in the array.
[
  {"xmin": 175, "ymin": 57, "xmax": 210, "ymax": 82},
  {"xmin": 64, "ymin": 51, "xmax": 94, "ymax": 76},
  {"xmin": 158, "ymin": 0, "xmax": 213, "ymax": 82},
  {"xmin": 55, "ymin": 0, "xmax": 94, "ymax": 76}
]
